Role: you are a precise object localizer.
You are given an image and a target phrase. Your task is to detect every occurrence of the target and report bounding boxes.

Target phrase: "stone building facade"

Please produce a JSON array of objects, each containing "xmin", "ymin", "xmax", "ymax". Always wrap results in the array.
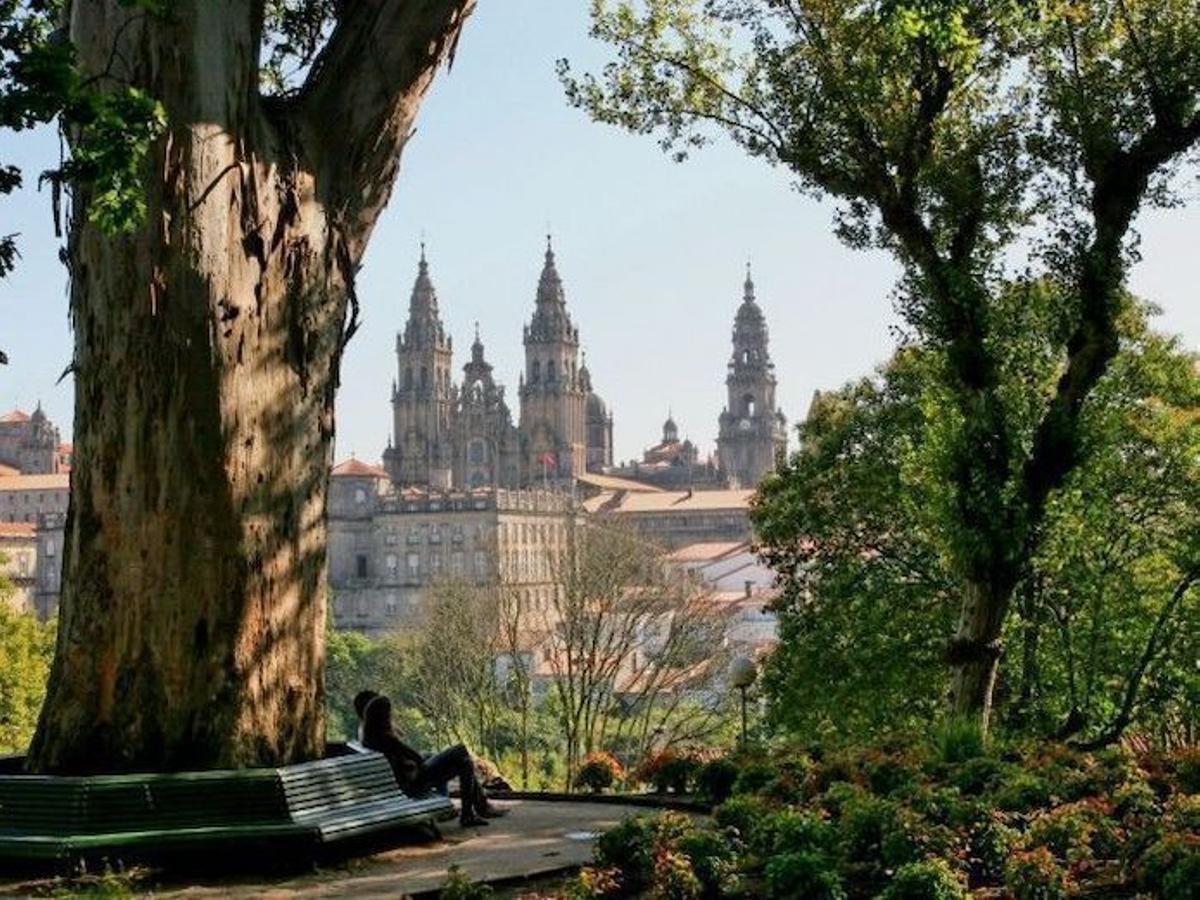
[
  {"xmin": 0, "ymin": 406, "xmax": 69, "ymax": 475},
  {"xmin": 383, "ymin": 241, "xmax": 612, "ymax": 491},
  {"xmin": 328, "ymin": 458, "xmax": 575, "ymax": 636},
  {"xmin": 715, "ymin": 267, "xmax": 788, "ymax": 488}
]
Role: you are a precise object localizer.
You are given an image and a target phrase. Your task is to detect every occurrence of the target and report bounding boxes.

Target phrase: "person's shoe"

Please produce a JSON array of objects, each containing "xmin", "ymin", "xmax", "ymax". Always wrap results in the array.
[
  {"xmin": 480, "ymin": 805, "xmax": 508, "ymax": 819},
  {"xmin": 460, "ymin": 814, "xmax": 490, "ymax": 827}
]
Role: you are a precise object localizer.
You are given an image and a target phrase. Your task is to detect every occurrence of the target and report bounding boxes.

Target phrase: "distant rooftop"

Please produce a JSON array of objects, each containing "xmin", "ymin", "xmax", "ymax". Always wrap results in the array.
[
  {"xmin": 331, "ymin": 458, "xmax": 389, "ymax": 479},
  {"xmin": 0, "ymin": 473, "xmax": 69, "ymax": 491},
  {"xmin": 583, "ymin": 488, "xmax": 754, "ymax": 515}
]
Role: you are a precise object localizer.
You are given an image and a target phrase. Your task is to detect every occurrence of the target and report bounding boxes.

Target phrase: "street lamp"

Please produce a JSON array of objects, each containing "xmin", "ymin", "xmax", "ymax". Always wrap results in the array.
[{"xmin": 729, "ymin": 655, "xmax": 758, "ymax": 748}]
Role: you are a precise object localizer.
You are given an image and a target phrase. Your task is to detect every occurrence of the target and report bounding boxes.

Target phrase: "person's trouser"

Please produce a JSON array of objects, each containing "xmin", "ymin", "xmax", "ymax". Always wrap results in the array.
[{"xmin": 420, "ymin": 744, "xmax": 487, "ymax": 820}]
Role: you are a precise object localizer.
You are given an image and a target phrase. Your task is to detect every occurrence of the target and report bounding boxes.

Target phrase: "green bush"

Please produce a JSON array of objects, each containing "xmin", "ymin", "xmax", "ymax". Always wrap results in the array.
[
  {"xmin": 1026, "ymin": 800, "xmax": 1115, "ymax": 865},
  {"xmin": 575, "ymin": 752, "xmax": 623, "ymax": 793},
  {"xmin": 677, "ymin": 827, "xmax": 740, "ymax": 897},
  {"xmin": 865, "ymin": 752, "xmax": 922, "ymax": 797},
  {"xmin": 696, "ymin": 756, "xmax": 740, "ymax": 804},
  {"xmin": 763, "ymin": 850, "xmax": 846, "ymax": 900},
  {"xmin": 594, "ymin": 816, "xmax": 657, "ymax": 889},
  {"xmin": 839, "ymin": 795, "xmax": 923, "ymax": 868},
  {"xmin": 967, "ymin": 815, "xmax": 1019, "ymax": 885},
  {"xmin": 881, "ymin": 859, "xmax": 968, "ymax": 900},
  {"xmin": 1172, "ymin": 747, "xmax": 1200, "ymax": 794},
  {"xmin": 932, "ymin": 717, "xmax": 987, "ymax": 764},
  {"xmin": 732, "ymin": 758, "xmax": 778, "ymax": 796},
  {"xmin": 948, "ymin": 756, "xmax": 1009, "ymax": 796},
  {"xmin": 761, "ymin": 809, "xmax": 836, "ymax": 857},
  {"xmin": 1005, "ymin": 847, "xmax": 1070, "ymax": 900},
  {"xmin": 1136, "ymin": 834, "xmax": 1200, "ymax": 897},
  {"xmin": 439, "ymin": 865, "xmax": 494, "ymax": 900},
  {"xmin": 652, "ymin": 848, "xmax": 704, "ymax": 900},
  {"xmin": 713, "ymin": 794, "xmax": 774, "ymax": 850},
  {"xmin": 1162, "ymin": 850, "xmax": 1200, "ymax": 900},
  {"xmin": 991, "ymin": 770, "xmax": 1053, "ymax": 812}
]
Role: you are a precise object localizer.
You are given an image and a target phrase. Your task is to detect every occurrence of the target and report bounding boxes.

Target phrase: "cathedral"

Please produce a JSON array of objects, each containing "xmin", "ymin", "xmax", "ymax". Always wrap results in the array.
[
  {"xmin": 377, "ymin": 240, "xmax": 784, "ymax": 493},
  {"xmin": 382, "ymin": 239, "xmax": 613, "ymax": 490}
]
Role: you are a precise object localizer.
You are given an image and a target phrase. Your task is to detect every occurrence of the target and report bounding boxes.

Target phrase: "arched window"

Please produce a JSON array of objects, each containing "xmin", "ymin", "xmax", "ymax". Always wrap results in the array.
[
  {"xmin": 531, "ymin": 360, "xmax": 541, "ymax": 382},
  {"xmin": 547, "ymin": 359, "xmax": 556, "ymax": 382},
  {"xmin": 743, "ymin": 393, "xmax": 757, "ymax": 417},
  {"xmin": 742, "ymin": 349, "xmax": 751, "ymax": 364},
  {"xmin": 404, "ymin": 367, "xmax": 413, "ymax": 389},
  {"xmin": 420, "ymin": 366, "xmax": 429, "ymax": 388}
]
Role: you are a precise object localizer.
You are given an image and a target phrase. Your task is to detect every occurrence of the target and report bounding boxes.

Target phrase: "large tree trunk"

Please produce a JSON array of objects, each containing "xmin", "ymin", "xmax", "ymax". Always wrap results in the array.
[{"xmin": 28, "ymin": 0, "xmax": 473, "ymax": 774}]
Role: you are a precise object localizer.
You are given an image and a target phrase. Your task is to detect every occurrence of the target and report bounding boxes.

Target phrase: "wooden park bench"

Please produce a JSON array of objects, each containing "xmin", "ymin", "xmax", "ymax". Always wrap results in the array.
[{"xmin": 0, "ymin": 748, "xmax": 453, "ymax": 867}]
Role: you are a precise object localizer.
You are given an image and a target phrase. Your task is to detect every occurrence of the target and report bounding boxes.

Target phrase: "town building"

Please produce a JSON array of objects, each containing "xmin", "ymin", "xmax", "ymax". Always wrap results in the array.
[
  {"xmin": 582, "ymin": 488, "xmax": 755, "ymax": 550},
  {"xmin": 327, "ymin": 458, "xmax": 576, "ymax": 636},
  {"xmin": 0, "ymin": 521, "xmax": 37, "ymax": 612},
  {"xmin": 0, "ymin": 406, "xmax": 70, "ymax": 475}
]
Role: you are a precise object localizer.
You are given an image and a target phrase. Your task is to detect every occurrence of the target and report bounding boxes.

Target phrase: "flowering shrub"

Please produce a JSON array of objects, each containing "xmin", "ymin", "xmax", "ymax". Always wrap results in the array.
[
  {"xmin": 695, "ymin": 755, "xmax": 740, "ymax": 804},
  {"xmin": 881, "ymin": 859, "xmax": 968, "ymax": 900},
  {"xmin": 575, "ymin": 739, "xmax": 1197, "ymax": 900},
  {"xmin": 574, "ymin": 752, "xmax": 624, "ymax": 793},
  {"xmin": 634, "ymin": 748, "xmax": 704, "ymax": 793},
  {"xmin": 1006, "ymin": 847, "xmax": 1071, "ymax": 900}
]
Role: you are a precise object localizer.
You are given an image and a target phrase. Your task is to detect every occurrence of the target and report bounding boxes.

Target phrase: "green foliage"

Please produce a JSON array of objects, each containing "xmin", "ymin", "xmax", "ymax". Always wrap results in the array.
[
  {"xmin": 753, "ymin": 298, "xmax": 1200, "ymax": 745},
  {"xmin": 439, "ymin": 865, "xmax": 493, "ymax": 900},
  {"xmin": 575, "ymin": 751, "xmax": 623, "ymax": 793},
  {"xmin": 569, "ymin": 0, "xmax": 1200, "ymax": 738},
  {"xmin": 695, "ymin": 755, "xmax": 739, "ymax": 804},
  {"xmin": 762, "ymin": 850, "xmax": 845, "ymax": 900},
  {"xmin": 0, "ymin": 596, "xmax": 55, "ymax": 754},
  {"xmin": 881, "ymin": 859, "xmax": 968, "ymax": 900},
  {"xmin": 932, "ymin": 717, "xmax": 987, "ymax": 764},
  {"xmin": 588, "ymin": 738, "xmax": 1200, "ymax": 899},
  {"xmin": 1005, "ymin": 847, "xmax": 1070, "ymax": 900}
]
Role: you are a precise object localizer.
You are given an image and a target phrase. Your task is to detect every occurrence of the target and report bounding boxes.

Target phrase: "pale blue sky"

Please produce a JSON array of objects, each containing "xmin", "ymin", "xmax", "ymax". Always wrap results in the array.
[{"xmin": 2, "ymin": 1, "xmax": 1197, "ymax": 463}]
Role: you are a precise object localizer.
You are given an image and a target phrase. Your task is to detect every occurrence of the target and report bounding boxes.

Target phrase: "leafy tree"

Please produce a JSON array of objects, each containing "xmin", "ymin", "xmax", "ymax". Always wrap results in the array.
[
  {"xmin": 0, "ymin": 561, "xmax": 56, "ymax": 754},
  {"xmin": 754, "ymin": 293, "xmax": 1200, "ymax": 746},
  {"xmin": 563, "ymin": 0, "xmax": 1200, "ymax": 730},
  {"xmin": 5, "ymin": 0, "xmax": 477, "ymax": 774}
]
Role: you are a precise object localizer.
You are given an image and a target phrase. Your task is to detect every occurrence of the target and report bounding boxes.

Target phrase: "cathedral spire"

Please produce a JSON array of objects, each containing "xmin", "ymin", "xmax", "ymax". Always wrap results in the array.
[
  {"xmin": 537, "ymin": 234, "xmax": 566, "ymax": 307},
  {"xmin": 743, "ymin": 259, "xmax": 756, "ymax": 303}
]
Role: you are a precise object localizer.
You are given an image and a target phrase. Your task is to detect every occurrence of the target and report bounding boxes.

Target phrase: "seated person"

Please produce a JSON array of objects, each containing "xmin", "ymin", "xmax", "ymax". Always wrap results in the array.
[{"xmin": 354, "ymin": 690, "xmax": 504, "ymax": 828}]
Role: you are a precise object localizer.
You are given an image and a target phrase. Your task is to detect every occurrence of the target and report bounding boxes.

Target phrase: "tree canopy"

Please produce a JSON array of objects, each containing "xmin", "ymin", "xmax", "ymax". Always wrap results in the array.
[{"xmin": 564, "ymin": 0, "xmax": 1200, "ymax": 727}]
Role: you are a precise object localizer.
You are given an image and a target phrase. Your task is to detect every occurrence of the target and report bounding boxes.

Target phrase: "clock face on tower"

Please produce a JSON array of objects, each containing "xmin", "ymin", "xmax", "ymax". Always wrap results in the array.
[{"xmin": 738, "ymin": 418, "xmax": 752, "ymax": 431}]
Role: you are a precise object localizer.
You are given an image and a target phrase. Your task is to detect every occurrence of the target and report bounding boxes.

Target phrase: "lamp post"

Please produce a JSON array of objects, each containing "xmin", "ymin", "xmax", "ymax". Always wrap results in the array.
[{"xmin": 729, "ymin": 655, "xmax": 758, "ymax": 748}]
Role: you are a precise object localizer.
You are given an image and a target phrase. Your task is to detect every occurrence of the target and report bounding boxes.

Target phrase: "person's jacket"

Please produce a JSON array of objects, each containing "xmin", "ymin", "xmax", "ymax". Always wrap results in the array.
[{"xmin": 361, "ymin": 695, "xmax": 425, "ymax": 791}]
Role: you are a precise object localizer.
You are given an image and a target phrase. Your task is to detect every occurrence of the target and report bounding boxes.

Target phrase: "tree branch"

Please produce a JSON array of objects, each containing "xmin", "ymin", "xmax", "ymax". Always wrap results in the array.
[{"xmin": 297, "ymin": 0, "xmax": 476, "ymax": 252}]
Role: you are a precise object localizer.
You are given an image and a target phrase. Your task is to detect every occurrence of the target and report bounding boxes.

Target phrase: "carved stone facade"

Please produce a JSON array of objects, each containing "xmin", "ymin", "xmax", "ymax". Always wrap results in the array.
[
  {"xmin": 0, "ymin": 406, "xmax": 68, "ymax": 475},
  {"xmin": 716, "ymin": 267, "xmax": 788, "ymax": 488},
  {"xmin": 383, "ymin": 241, "xmax": 611, "ymax": 491}
]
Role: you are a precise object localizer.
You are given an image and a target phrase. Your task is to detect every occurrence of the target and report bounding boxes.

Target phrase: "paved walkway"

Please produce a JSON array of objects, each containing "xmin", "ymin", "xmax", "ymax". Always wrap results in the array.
[{"xmin": 0, "ymin": 800, "xmax": 650, "ymax": 899}]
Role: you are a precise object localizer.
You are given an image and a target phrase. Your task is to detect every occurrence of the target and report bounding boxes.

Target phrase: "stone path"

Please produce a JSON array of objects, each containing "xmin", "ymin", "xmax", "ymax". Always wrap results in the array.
[{"xmin": 0, "ymin": 800, "xmax": 651, "ymax": 899}]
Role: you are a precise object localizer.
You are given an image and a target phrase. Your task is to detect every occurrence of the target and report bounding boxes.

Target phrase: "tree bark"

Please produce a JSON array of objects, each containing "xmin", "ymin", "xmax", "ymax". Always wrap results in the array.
[{"xmin": 28, "ymin": 0, "xmax": 473, "ymax": 774}]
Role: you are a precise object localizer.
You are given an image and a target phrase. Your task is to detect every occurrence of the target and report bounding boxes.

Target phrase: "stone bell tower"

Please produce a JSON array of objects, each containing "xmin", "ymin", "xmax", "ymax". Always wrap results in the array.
[{"xmin": 716, "ymin": 264, "xmax": 788, "ymax": 488}]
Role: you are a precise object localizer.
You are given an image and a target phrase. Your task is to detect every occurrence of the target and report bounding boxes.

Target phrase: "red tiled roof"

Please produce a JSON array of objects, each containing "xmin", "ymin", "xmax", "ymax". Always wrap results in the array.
[
  {"xmin": 0, "ymin": 521, "xmax": 36, "ymax": 537},
  {"xmin": 0, "ymin": 409, "xmax": 30, "ymax": 424},
  {"xmin": 331, "ymin": 458, "xmax": 388, "ymax": 478}
]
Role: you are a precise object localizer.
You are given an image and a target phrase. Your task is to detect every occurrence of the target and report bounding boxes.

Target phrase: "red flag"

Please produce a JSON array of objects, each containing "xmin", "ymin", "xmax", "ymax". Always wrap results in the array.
[{"xmin": 539, "ymin": 452, "xmax": 556, "ymax": 468}]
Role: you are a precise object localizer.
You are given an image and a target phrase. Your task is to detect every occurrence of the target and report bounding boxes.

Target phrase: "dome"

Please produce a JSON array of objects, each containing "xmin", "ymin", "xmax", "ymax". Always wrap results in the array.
[
  {"xmin": 663, "ymin": 414, "xmax": 679, "ymax": 443},
  {"xmin": 586, "ymin": 392, "xmax": 607, "ymax": 420}
]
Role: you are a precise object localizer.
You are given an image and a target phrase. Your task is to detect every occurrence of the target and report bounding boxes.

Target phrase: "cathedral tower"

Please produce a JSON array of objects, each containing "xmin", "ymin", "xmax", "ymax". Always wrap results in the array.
[
  {"xmin": 518, "ymin": 239, "xmax": 589, "ymax": 482},
  {"xmin": 384, "ymin": 247, "xmax": 455, "ymax": 488},
  {"xmin": 453, "ymin": 325, "xmax": 521, "ymax": 488},
  {"xmin": 716, "ymin": 265, "xmax": 788, "ymax": 488}
]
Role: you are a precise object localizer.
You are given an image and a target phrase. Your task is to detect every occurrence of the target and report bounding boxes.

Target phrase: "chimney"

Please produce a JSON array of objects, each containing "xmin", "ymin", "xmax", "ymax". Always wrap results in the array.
[{"xmin": 744, "ymin": 580, "xmax": 753, "ymax": 599}]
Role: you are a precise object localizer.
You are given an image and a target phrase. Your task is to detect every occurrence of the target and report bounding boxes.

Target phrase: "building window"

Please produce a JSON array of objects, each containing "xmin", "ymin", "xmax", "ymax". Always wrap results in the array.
[
  {"xmin": 451, "ymin": 551, "xmax": 465, "ymax": 576},
  {"xmin": 469, "ymin": 440, "xmax": 485, "ymax": 464},
  {"xmin": 430, "ymin": 524, "xmax": 441, "ymax": 544},
  {"xmin": 354, "ymin": 487, "xmax": 366, "ymax": 504},
  {"xmin": 473, "ymin": 550, "xmax": 486, "ymax": 576},
  {"xmin": 44, "ymin": 538, "xmax": 55, "ymax": 558},
  {"xmin": 407, "ymin": 552, "xmax": 420, "ymax": 579},
  {"xmin": 431, "ymin": 553, "xmax": 443, "ymax": 576},
  {"xmin": 546, "ymin": 359, "xmax": 556, "ymax": 382},
  {"xmin": 531, "ymin": 360, "xmax": 540, "ymax": 382},
  {"xmin": 355, "ymin": 554, "xmax": 368, "ymax": 578},
  {"xmin": 404, "ymin": 367, "xmax": 413, "ymax": 389},
  {"xmin": 386, "ymin": 554, "xmax": 398, "ymax": 578},
  {"xmin": 356, "ymin": 595, "xmax": 368, "ymax": 618},
  {"xmin": 387, "ymin": 593, "xmax": 399, "ymax": 618}
]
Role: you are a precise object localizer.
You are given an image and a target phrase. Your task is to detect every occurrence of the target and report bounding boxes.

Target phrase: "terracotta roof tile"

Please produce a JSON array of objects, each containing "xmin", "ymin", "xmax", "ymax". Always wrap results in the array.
[{"xmin": 331, "ymin": 458, "xmax": 389, "ymax": 478}]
